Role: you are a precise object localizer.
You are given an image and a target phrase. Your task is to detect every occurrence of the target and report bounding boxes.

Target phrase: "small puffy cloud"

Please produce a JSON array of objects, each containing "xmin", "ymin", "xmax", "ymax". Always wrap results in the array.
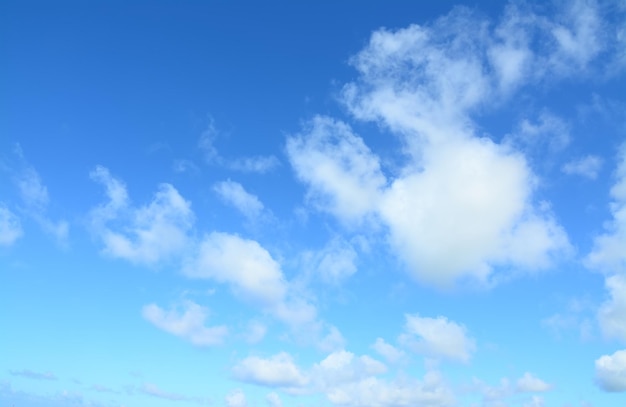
[
  {"xmin": 266, "ymin": 392, "xmax": 282, "ymax": 407},
  {"xmin": 142, "ymin": 301, "xmax": 228, "ymax": 346},
  {"xmin": 595, "ymin": 349, "xmax": 626, "ymax": 392},
  {"xmin": 371, "ymin": 338, "xmax": 406, "ymax": 364},
  {"xmin": 0, "ymin": 204, "xmax": 22, "ymax": 246},
  {"xmin": 89, "ymin": 166, "xmax": 194, "ymax": 265},
  {"xmin": 562, "ymin": 155, "xmax": 603, "ymax": 179},
  {"xmin": 214, "ymin": 180, "xmax": 264, "ymax": 219},
  {"xmin": 312, "ymin": 350, "xmax": 387, "ymax": 388},
  {"xmin": 598, "ymin": 274, "xmax": 626, "ymax": 342},
  {"xmin": 523, "ymin": 395, "xmax": 545, "ymax": 407},
  {"xmin": 225, "ymin": 389, "xmax": 247, "ymax": 407},
  {"xmin": 9, "ymin": 369, "xmax": 57, "ymax": 380},
  {"xmin": 286, "ymin": 116, "xmax": 386, "ymax": 223},
  {"xmin": 232, "ymin": 352, "xmax": 308, "ymax": 389},
  {"xmin": 400, "ymin": 314, "xmax": 476, "ymax": 363},
  {"xmin": 516, "ymin": 372, "xmax": 552, "ymax": 392},
  {"xmin": 317, "ymin": 325, "xmax": 347, "ymax": 353},
  {"xmin": 183, "ymin": 232, "xmax": 287, "ymax": 306},
  {"xmin": 586, "ymin": 144, "xmax": 626, "ymax": 274}
]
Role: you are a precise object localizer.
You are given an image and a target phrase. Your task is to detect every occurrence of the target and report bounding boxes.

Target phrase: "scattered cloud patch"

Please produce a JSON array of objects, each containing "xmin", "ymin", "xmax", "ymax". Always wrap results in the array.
[
  {"xmin": 0, "ymin": 204, "xmax": 22, "ymax": 246},
  {"xmin": 225, "ymin": 389, "xmax": 247, "ymax": 407},
  {"xmin": 266, "ymin": 392, "xmax": 282, "ymax": 407},
  {"xmin": 89, "ymin": 166, "xmax": 194, "ymax": 265},
  {"xmin": 214, "ymin": 180, "xmax": 264, "ymax": 220},
  {"xmin": 595, "ymin": 349, "xmax": 626, "ymax": 392},
  {"xmin": 400, "ymin": 314, "xmax": 476, "ymax": 363},
  {"xmin": 142, "ymin": 301, "xmax": 228, "ymax": 346},
  {"xmin": 9, "ymin": 369, "xmax": 57, "ymax": 380},
  {"xmin": 598, "ymin": 274, "xmax": 626, "ymax": 342},
  {"xmin": 516, "ymin": 372, "xmax": 552, "ymax": 392},
  {"xmin": 232, "ymin": 352, "xmax": 308, "ymax": 390},
  {"xmin": 562, "ymin": 155, "xmax": 603, "ymax": 179},
  {"xmin": 371, "ymin": 338, "xmax": 406, "ymax": 364}
]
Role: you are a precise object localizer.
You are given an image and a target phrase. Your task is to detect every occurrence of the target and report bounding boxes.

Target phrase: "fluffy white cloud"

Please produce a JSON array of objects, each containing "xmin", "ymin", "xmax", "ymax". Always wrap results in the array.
[
  {"xmin": 286, "ymin": 116, "xmax": 386, "ymax": 223},
  {"xmin": 183, "ymin": 232, "xmax": 287, "ymax": 306},
  {"xmin": 232, "ymin": 352, "xmax": 308, "ymax": 390},
  {"xmin": 312, "ymin": 350, "xmax": 387, "ymax": 388},
  {"xmin": 142, "ymin": 301, "xmax": 228, "ymax": 346},
  {"xmin": 595, "ymin": 349, "xmax": 626, "ymax": 392},
  {"xmin": 225, "ymin": 389, "xmax": 247, "ymax": 407},
  {"xmin": 90, "ymin": 166, "xmax": 194, "ymax": 265},
  {"xmin": 0, "ymin": 204, "xmax": 22, "ymax": 246},
  {"xmin": 371, "ymin": 338, "xmax": 406, "ymax": 364},
  {"xmin": 288, "ymin": 5, "xmax": 579, "ymax": 288},
  {"xmin": 400, "ymin": 314, "xmax": 475, "ymax": 363},
  {"xmin": 586, "ymin": 144, "xmax": 626, "ymax": 274},
  {"xmin": 598, "ymin": 274, "xmax": 626, "ymax": 342},
  {"xmin": 214, "ymin": 180, "xmax": 264, "ymax": 219},
  {"xmin": 562, "ymin": 155, "xmax": 603, "ymax": 179},
  {"xmin": 516, "ymin": 372, "xmax": 552, "ymax": 392}
]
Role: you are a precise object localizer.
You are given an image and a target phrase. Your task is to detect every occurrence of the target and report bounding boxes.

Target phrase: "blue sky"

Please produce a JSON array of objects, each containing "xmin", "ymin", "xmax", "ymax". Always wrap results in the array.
[{"xmin": 1, "ymin": 1, "xmax": 626, "ymax": 406}]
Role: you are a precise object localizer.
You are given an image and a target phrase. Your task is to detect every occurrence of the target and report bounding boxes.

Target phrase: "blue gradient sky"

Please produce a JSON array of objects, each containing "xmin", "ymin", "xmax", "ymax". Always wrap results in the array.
[{"xmin": 2, "ymin": 1, "xmax": 626, "ymax": 407}]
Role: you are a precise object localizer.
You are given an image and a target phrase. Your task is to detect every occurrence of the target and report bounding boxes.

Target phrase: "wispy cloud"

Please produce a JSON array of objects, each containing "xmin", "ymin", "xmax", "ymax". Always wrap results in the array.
[
  {"xmin": 562, "ymin": 155, "xmax": 603, "ymax": 179},
  {"xmin": 0, "ymin": 203, "xmax": 22, "ymax": 246},
  {"xmin": 9, "ymin": 369, "xmax": 57, "ymax": 380},
  {"xmin": 214, "ymin": 180, "xmax": 264, "ymax": 220}
]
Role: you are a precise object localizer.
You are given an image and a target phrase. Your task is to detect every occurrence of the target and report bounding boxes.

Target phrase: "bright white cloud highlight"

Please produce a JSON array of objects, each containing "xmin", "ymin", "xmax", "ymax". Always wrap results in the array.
[
  {"xmin": 400, "ymin": 314, "xmax": 476, "ymax": 363},
  {"xmin": 90, "ymin": 166, "xmax": 194, "ymax": 265},
  {"xmin": 516, "ymin": 372, "xmax": 552, "ymax": 392},
  {"xmin": 232, "ymin": 352, "xmax": 308, "ymax": 389},
  {"xmin": 0, "ymin": 204, "xmax": 22, "ymax": 246},
  {"xmin": 595, "ymin": 349, "xmax": 626, "ymax": 392},
  {"xmin": 562, "ymin": 155, "xmax": 603, "ymax": 179},
  {"xmin": 214, "ymin": 180, "xmax": 264, "ymax": 219},
  {"xmin": 142, "ymin": 301, "xmax": 228, "ymax": 346}
]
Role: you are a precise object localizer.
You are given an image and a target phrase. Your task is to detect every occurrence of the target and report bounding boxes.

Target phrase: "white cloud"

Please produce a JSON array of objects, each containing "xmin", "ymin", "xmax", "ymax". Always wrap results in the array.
[
  {"xmin": 317, "ymin": 325, "xmax": 347, "ymax": 353},
  {"xmin": 183, "ymin": 232, "xmax": 287, "ymax": 306},
  {"xmin": 562, "ymin": 155, "xmax": 603, "ymax": 179},
  {"xmin": 598, "ymin": 274, "xmax": 626, "ymax": 342},
  {"xmin": 523, "ymin": 395, "xmax": 545, "ymax": 407},
  {"xmin": 287, "ymin": 6, "xmax": 578, "ymax": 289},
  {"xmin": 90, "ymin": 166, "xmax": 194, "ymax": 265},
  {"xmin": 225, "ymin": 389, "xmax": 247, "ymax": 407},
  {"xmin": 286, "ymin": 116, "xmax": 386, "ymax": 223},
  {"xmin": 586, "ymin": 144, "xmax": 626, "ymax": 274},
  {"xmin": 400, "ymin": 314, "xmax": 476, "ymax": 363},
  {"xmin": 371, "ymin": 338, "xmax": 406, "ymax": 364},
  {"xmin": 265, "ymin": 392, "xmax": 282, "ymax": 407},
  {"xmin": 516, "ymin": 372, "xmax": 552, "ymax": 392},
  {"xmin": 312, "ymin": 350, "xmax": 387, "ymax": 388},
  {"xmin": 595, "ymin": 349, "xmax": 626, "ymax": 392},
  {"xmin": 0, "ymin": 204, "xmax": 22, "ymax": 246},
  {"xmin": 214, "ymin": 180, "xmax": 264, "ymax": 219},
  {"xmin": 142, "ymin": 301, "xmax": 228, "ymax": 346},
  {"xmin": 232, "ymin": 352, "xmax": 308, "ymax": 389}
]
